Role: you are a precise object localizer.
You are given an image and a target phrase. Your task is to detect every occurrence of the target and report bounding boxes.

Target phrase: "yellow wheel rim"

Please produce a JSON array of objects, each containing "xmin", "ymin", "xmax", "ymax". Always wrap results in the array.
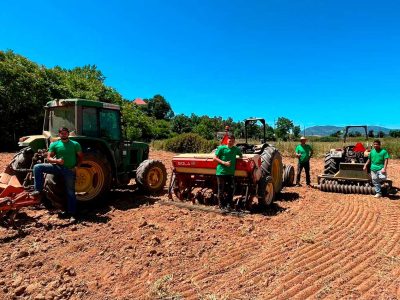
[
  {"xmin": 265, "ymin": 181, "xmax": 274, "ymax": 205},
  {"xmin": 272, "ymin": 158, "xmax": 280, "ymax": 190},
  {"xmin": 146, "ymin": 167, "xmax": 164, "ymax": 190},
  {"xmin": 75, "ymin": 160, "xmax": 105, "ymax": 202}
]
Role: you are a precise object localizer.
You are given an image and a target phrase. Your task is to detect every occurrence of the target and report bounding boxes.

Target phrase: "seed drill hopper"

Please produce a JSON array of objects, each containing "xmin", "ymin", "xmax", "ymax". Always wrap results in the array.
[
  {"xmin": 317, "ymin": 126, "xmax": 395, "ymax": 195},
  {"xmin": 168, "ymin": 118, "xmax": 295, "ymax": 210}
]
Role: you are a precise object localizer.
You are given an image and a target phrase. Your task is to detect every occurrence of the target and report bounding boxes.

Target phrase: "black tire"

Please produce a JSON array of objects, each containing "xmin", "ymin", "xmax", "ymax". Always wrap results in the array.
[
  {"xmin": 324, "ymin": 153, "xmax": 340, "ymax": 175},
  {"xmin": 283, "ymin": 164, "xmax": 295, "ymax": 187},
  {"xmin": 74, "ymin": 152, "xmax": 112, "ymax": 202},
  {"xmin": 44, "ymin": 174, "xmax": 66, "ymax": 209},
  {"xmin": 136, "ymin": 160, "xmax": 167, "ymax": 193},
  {"xmin": 258, "ymin": 176, "xmax": 275, "ymax": 208},
  {"xmin": 45, "ymin": 152, "xmax": 112, "ymax": 205},
  {"xmin": 260, "ymin": 146, "xmax": 283, "ymax": 194},
  {"xmin": 10, "ymin": 147, "xmax": 34, "ymax": 184}
]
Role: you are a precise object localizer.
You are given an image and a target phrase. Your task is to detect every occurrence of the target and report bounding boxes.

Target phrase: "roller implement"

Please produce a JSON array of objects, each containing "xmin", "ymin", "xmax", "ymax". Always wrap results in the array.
[
  {"xmin": 168, "ymin": 118, "xmax": 294, "ymax": 211},
  {"xmin": 0, "ymin": 99, "xmax": 167, "ymax": 225},
  {"xmin": 317, "ymin": 125, "xmax": 396, "ymax": 195}
]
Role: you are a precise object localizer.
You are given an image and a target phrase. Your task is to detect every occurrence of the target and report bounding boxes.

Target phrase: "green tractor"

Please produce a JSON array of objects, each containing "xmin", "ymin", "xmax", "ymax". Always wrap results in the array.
[{"xmin": 14, "ymin": 99, "xmax": 167, "ymax": 205}]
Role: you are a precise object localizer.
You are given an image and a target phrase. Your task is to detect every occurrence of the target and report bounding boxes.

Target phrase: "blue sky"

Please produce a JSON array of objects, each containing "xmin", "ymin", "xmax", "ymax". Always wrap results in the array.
[{"xmin": 1, "ymin": 0, "xmax": 400, "ymax": 128}]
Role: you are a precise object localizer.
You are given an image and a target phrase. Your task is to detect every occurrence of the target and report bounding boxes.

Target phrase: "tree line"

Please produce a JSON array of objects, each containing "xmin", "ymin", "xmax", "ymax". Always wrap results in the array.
[{"xmin": 0, "ymin": 51, "xmax": 305, "ymax": 151}]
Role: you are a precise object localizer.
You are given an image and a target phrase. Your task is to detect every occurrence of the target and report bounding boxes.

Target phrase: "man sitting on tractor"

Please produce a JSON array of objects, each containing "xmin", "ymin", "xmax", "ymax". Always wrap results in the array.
[
  {"xmin": 363, "ymin": 139, "xmax": 390, "ymax": 198},
  {"xmin": 213, "ymin": 134, "xmax": 242, "ymax": 211},
  {"xmin": 30, "ymin": 127, "xmax": 83, "ymax": 220}
]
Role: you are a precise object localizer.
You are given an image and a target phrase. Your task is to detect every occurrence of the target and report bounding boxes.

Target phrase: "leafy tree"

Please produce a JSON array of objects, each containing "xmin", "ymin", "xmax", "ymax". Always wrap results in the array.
[
  {"xmin": 152, "ymin": 119, "xmax": 172, "ymax": 140},
  {"xmin": 330, "ymin": 130, "xmax": 342, "ymax": 138},
  {"xmin": 121, "ymin": 102, "xmax": 154, "ymax": 141},
  {"xmin": 377, "ymin": 131, "xmax": 386, "ymax": 138},
  {"xmin": 292, "ymin": 125, "xmax": 301, "ymax": 139},
  {"xmin": 171, "ymin": 114, "xmax": 192, "ymax": 134},
  {"xmin": 349, "ymin": 131, "xmax": 362, "ymax": 137},
  {"xmin": 275, "ymin": 117, "xmax": 294, "ymax": 141},
  {"xmin": 265, "ymin": 125, "xmax": 276, "ymax": 141},
  {"xmin": 193, "ymin": 116, "xmax": 224, "ymax": 140},
  {"xmin": 144, "ymin": 94, "xmax": 174, "ymax": 120},
  {"xmin": 244, "ymin": 120, "xmax": 263, "ymax": 141},
  {"xmin": 0, "ymin": 50, "xmax": 51, "ymax": 150},
  {"xmin": 368, "ymin": 130, "xmax": 375, "ymax": 138},
  {"xmin": 389, "ymin": 130, "xmax": 400, "ymax": 138}
]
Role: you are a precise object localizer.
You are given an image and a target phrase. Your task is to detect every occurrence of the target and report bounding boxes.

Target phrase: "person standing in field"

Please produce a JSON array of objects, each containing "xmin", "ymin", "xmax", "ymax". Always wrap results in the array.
[
  {"xmin": 295, "ymin": 136, "xmax": 313, "ymax": 187},
  {"xmin": 363, "ymin": 139, "xmax": 390, "ymax": 198},
  {"xmin": 213, "ymin": 134, "xmax": 243, "ymax": 211}
]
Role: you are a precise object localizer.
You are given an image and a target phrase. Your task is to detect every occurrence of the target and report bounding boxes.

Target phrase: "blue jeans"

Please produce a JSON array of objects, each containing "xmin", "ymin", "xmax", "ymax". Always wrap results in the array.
[
  {"xmin": 216, "ymin": 175, "xmax": 235, "ymax": 208},
  {"xmin": 371, "ymin": 170, "xmax": 387, "ymax": 195},
  {"xmin": 33, "ymin": 163, "xmax": 77, "ymax": 214}
]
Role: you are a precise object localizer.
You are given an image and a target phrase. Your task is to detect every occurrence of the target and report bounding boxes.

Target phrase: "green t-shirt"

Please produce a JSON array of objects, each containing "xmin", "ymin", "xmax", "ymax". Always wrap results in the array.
[
  {"xmin": 49, "ymin": 139, "xmax": 82, "ymax": 169},
  {"xmin": 369, "ymin": 148, "xmax": 390, "ymax": 172},
  {"xmin": 295, "ymin": 144, "xmax": 313, "ymax": 163},
  {"xmin": 215, "ymin": 145, "xmax": 242, "ymax": 175}
]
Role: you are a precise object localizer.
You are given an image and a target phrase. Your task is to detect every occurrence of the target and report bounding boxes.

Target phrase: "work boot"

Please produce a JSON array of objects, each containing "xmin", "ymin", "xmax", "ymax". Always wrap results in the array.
[
  {"xmin": 29, "ymin": 191, "xmax": 43, "ymax": 201},
  {"xmin": 58, "ymin": 211, "xmax": 78, "ymax": 223}
]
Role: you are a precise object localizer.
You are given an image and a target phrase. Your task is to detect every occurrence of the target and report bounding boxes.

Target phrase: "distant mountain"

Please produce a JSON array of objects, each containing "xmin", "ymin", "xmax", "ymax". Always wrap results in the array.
[{"xmin": 304, "ymin": 125, "xmax": 393, "ymax": 136}]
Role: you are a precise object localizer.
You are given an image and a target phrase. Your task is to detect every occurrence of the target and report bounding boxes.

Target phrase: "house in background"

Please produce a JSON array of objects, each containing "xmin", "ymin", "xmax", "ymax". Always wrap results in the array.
[{"xmin": 133, "ymin": 98, "xmax": 147, "ymax": 105}]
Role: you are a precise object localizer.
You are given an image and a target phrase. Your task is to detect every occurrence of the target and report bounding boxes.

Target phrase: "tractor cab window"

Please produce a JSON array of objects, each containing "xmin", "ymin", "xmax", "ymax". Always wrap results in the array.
[
  {"xmin": 48, "ymin": 107, "xmax": 75, "ymax": 137},
  {"xmin": 82, "ymin": 107, "xmax": 98, "ymax": 137},
  {"xmin": 100, "ymin": 109, "xmax": 121, "ymax": 140}
]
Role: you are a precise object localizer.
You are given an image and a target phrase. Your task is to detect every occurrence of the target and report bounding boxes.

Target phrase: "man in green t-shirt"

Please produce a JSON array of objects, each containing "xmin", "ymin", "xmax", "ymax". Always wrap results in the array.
[
  {"xmin": 295, "ymin": 136, "xmax": 313, "ymax": 186},
  {"xmin": 363, "ymin": 139, "xmax": 390, "ymax": 198},
  {"xmin": 31, "ymin": 127, "xmax": 83, "ymax": 220},
  {"xmin": 213, "ymin": 134, "xmax": 242, "ymax": 211}
]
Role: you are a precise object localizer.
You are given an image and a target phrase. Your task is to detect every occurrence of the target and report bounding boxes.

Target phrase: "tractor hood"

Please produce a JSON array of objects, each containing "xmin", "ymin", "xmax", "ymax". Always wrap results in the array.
[{"xmin": 18, "ymin": 135, "xmax": 47, "ymax": 151}]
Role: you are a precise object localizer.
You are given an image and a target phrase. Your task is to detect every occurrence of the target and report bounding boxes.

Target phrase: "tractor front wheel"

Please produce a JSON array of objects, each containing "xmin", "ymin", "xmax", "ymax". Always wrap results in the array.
[
  {"xmin": 283, "ymin": 164, "xmax": 295, "ymax": 187},
  {"xmin": 258, "ymin": 176, "xmax": 275, "ymax": 208},
  {"xmin": 136, "ymin": 160, "xmax": 167, "ymax": 193}
]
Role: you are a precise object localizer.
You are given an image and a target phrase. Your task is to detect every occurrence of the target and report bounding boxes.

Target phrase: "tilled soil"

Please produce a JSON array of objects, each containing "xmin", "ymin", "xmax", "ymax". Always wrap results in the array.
[{"xmin": 1, "ymin": 150, "xmax": 400, "ymax": 299}]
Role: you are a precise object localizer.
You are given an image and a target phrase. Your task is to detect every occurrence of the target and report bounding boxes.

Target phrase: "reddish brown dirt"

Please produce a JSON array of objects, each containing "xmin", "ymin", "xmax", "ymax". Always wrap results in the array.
[{"xmin": 1, "ymin": 150, "xmax": 400, "ymax": 299}]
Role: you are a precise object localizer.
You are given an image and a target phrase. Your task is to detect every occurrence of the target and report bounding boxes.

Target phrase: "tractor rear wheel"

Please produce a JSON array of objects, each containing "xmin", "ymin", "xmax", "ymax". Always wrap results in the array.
[
  {"xmin": 324, "ymin": 153, "xmax": 340, "ymax": 175},
  {"xmin": 75, "ymin": 152, "xmax": 112, "ymax": 202},
  {"xmin": 44, "ymin": 152, "xmax": 112, "ymax": 206},
  {"xmin": 136, "ymin": 160, "xmax": 167, "ymax": 193},
  {"xmin": 260, "ymin": 147, "xmax": 283, "ymax": 194}
]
